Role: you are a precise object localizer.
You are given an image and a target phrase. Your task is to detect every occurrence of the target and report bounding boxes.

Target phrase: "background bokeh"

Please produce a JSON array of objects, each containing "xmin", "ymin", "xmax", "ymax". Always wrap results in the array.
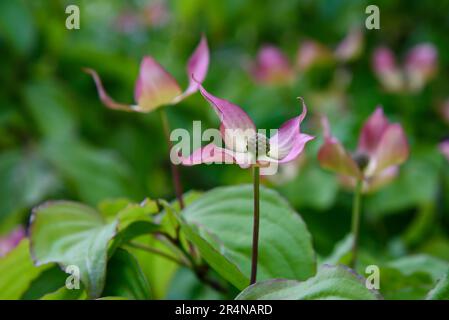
[{"xmin": 1, "ymin": 0, "xmax": 449, "ymax": 299}]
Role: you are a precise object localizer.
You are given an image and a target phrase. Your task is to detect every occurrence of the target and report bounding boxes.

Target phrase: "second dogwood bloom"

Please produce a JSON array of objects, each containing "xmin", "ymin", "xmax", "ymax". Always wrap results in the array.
[{"xmin": 318, "ymin": 107, "xmax": 409, "ymax": 193}]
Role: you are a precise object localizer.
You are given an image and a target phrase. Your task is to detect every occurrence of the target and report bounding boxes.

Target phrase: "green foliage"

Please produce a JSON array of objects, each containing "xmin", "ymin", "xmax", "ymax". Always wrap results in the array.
[
  {"xmin": 236, "ymin": 265, "xmax": 381, "ymax": 300},
  {"xmin": 427, "ymin": 269, "xmax": 449, "ymax": 300},
  {"xmin": 102, "ymin": 249, "xmax": 151, "ymax": 300},
  {"xmin": 30, "ymin": 201, "xmax": 117, "ymax": 298},
  {"xmin": 41, "ymin": 286, "xmax": 87, "ymax": 300},
  {"xmin": 0, "ymin": 0, "xmax": 448, "ymax": 300},
  {"xmin": 179, "ymin": 185, "xmax": 316, "ymax": 289},
  {"xmin": 0, "ymin": 240, "xmax": 49, "ymax": 299}
]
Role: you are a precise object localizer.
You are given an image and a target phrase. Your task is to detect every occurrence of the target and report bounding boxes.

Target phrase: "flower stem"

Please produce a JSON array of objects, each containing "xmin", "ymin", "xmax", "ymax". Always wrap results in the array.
[
  {"xmin": 159, "ymin": 108, "xmax": 185, "ymax": 209},
  {"xmin": 250, "ymin": 166, "xmax": 260, "ymax": 285},
  {"xmin": 129, "ymin": 238, "xmax": 228, "ymax": 294},
  {"xmin": 126, "ymin": 241, "xmax": 189, "ymax": 267},
  {"xmin": 350, "ymin": 179, "xmax": 363, "ymax": 269}
]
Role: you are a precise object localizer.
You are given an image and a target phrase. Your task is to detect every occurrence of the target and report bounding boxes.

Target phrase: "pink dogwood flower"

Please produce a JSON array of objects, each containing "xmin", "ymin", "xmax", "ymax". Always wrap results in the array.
[
  {"xmin": 318, "ymin": 107, "xmax": 409, "ymax": 193},
  {"xmin": 296, "ymin": 40, "xmax": 333, "ymax": 72},
  {"xmin": 85, "ymin": 36, "xmax": 209, "ymax": 112},
  {"xmin": 180, "ymin": 84, "xmax": 314, "ymax": 174},
  {"xmin": 405, "ymin": 44, "xmax": 438, "ymax": 92},
  {"xmin": 440, "ymin": 140, "xmax": 449, "ymax": 162},
  {"xmin": 250, "ymin": 45, "xmax": 295, "ymax": 85},
  {"xmin": 372, "ymin": 43, "xmax": 437, "ymax": 93},
  {"xmin": 334, "ymin": 28, "xmax": 364, "ymax": 63},
  {"xmin": 0, "ymin": 226, "xmax": 25, "ymax": 257}
]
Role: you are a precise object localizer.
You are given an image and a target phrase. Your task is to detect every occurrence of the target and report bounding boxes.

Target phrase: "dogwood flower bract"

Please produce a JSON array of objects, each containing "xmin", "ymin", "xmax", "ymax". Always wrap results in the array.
[
  {"xmin": 318, "ymin": 107, "xmax": 409, "ymax": 193},
  {"xmin": 85, "ymin": 35, "xmax": 209, "ymax": 112},
  {"xmin": 180, "ymin": 84, "xmax": 314, "ymax": 174}
]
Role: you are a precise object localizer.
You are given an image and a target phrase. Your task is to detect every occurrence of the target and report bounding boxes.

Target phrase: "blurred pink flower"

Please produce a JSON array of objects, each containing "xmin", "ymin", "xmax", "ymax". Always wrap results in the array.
[
  {"xmin": 115, "ymin": 11, "xmax": 140, "ymax": 33},
  {"xmin": 0, "ymin": 226, "xmax": 25, "ymax": 257},
  {"xmin": 250, "ymin": 45, "xmax": 295, "ymax": 85},
  {"xmin": 372, "ymin": 43, "xmax": 438, "ymax": 93},
  {"xmin": 85, "ymin": 35, "xmax": 209, "ymax": 113},
  {"xmin": 372, "ymin": 47, "xmax": 404, "ymax": 93},
  {"xmin": 318, "ymin": 107, "xmax": 409, "ymax": 193},
  {"xmin": 296, "ymin": 40, "xmax": 333, "ymax": 72},
  {"xmin": 143, "ymin": 1, "xmax": 169, "ymax": 27},
  {"xmin": 440, "ymin": 140, "xmax": 449, "ymax": 162},
  {"xmin": 180, "ymin": 84, "xmax": 314, "ymax": 174},
  {"xmin": 405, "ymin": 44, "xmax": 438, "ymax": 92},
  {"xmin": 334, "ymin": 28, "xmax": 364, "ymax": 63},
  {"xmin": 115, "ymin": 2, "xmax": 169, "ymax": 33}
]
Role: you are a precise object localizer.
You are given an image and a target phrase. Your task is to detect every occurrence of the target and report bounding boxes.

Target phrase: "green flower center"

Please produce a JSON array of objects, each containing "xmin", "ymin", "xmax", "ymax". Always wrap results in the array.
[{"xmin": 247, "ymin": 133, "xmax": 270, "ymax": 157}]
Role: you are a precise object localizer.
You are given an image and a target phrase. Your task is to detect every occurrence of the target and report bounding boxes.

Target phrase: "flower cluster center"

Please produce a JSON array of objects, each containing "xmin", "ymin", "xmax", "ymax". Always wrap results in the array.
[
  {"xmin": 247, "ymin": 133, "xmax": 270, "ymax": 157},
  {"xmin": 352, "ymin": 152, "xmax": 370, "ymax": 171}
]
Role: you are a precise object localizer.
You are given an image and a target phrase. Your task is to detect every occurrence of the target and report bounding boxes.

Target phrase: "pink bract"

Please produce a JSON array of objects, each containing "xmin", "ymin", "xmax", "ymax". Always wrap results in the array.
[
  {"xmin": 85, "ymin": 35, "xmax": 209, "ymax": 113},
  {"xmin": 180, "ymin": 84, "xmax": 314, "ymax": 175},
  {"xmin": 318, "ymin": 107, "xmax": 409, "ymax": 193}
]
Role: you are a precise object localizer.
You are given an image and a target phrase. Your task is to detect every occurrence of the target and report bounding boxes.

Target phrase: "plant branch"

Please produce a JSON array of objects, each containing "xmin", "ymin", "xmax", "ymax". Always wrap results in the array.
[
  {"xmin": 155, "ymin": 232, "xmax": 228, "ymax": 294},
  {"xmin": 126, "ymin": 241, "xmax": 190, "ymax": 267},
  {"xmin": 159, "ymin": 108, "xmax": 185, "ymax": 209}
]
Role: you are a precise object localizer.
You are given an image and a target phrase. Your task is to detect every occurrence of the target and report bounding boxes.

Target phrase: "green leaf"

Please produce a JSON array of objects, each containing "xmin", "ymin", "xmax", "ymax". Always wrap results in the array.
[
  {"xmin": 379, "ymin": 266, "xmax": 434, "ymax": 300},
  {"xmin": 129, "ymin": 236, "xmax": 179, "ymax": 299},
  {"xmin": 22, "ymin": 265, "xmax": 68, "ymax": 299},
  {"xmin": 236, "ymin": 265, "xmax": 381, "ymax": 300},
  {"xmin": 108, "ymin": 201, "xmax": 160, "ymax": 253},
  {"xmin": 102, "ymin": 249, "xmax": 151, "ymax": 300},
  {"xmin": 166, "ymin": 267, "xmax": 226, "ymax": 299},
  {"xmin": 427, "ymin": 269, "xmax": 449, "ymax": 300},
  {"xmin": 24, "ymin": 81, "xmax": 77, "ymax": 139},
  {"xmin": 42, "ymin": 139, "xmax": 135, "ymax": 205},
  {"xmin": 98, "ymin": 198, "xmax": 135, "ymax": 220},
  {"xmin": 0, "ymin": 0, "xmax": 36, "ymax": 54},
  {"xmin": 0, "ymin": 149, "xmax": 59, "ymax": 225},
  {"xmin": 41, "ymin": 286, "xmax": 87, "ymax": 300},
  {"xmin": 322, "ymin": 234, "xmax": 354, "ymax": 266},
  {"xmin": 387, "ymin": 254, "xmax": 449, "ymax": 282},
  {"xmin": 179, "ymin": 185, "xmax": 316, "ymax": 290},
  {"xmin": 30, "ymin": 201, "xmax": 117, "ymax": 299},
  {"xmin": 0, "ymin": 239, "xmax": 49, "ymax": 299}
]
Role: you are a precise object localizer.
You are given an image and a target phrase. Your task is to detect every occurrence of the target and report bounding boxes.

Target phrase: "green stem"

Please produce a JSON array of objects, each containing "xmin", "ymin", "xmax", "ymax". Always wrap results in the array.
[
  {"xmin": 159, "ymin": 109, "xmax": 185, "ymax": 209},
  {"xmin": 250, "ymin": 166, "xmax": 261, "ymax": 285},
  {"xmin": 126, "ymin": 241, "xmax": 189, "ymax": 267},
  {"xmin": 350, "ymin": 179, "xmax": 363, "ymax": 269},
  {"xmin": 129, "ymin": 238, "xmax": 228, "ymax": 294}
]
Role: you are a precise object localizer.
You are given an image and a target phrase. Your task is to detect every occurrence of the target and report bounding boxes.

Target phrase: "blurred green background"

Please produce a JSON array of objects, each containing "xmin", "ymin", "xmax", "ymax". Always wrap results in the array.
[{"xmin": 1, "ymin": 0, "xmax": 449, "ymax": 290}]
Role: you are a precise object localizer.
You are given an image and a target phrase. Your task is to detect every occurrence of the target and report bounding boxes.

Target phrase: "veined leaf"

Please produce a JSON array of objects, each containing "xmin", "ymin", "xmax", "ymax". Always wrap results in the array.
[
  {"xmin": 179, "ymin": 185, "xmax": 316, "ymax": 290},
  {"xmin": 236, "ymin": 265, "xmax": 381, "ymax": 300},
  {"xmin": 30, "ymin": 200, "xmax": 161, "ymax": 299},
  {"xmin": 30, "ymin": 201, "xmax": 117, "ymax": 299}
]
